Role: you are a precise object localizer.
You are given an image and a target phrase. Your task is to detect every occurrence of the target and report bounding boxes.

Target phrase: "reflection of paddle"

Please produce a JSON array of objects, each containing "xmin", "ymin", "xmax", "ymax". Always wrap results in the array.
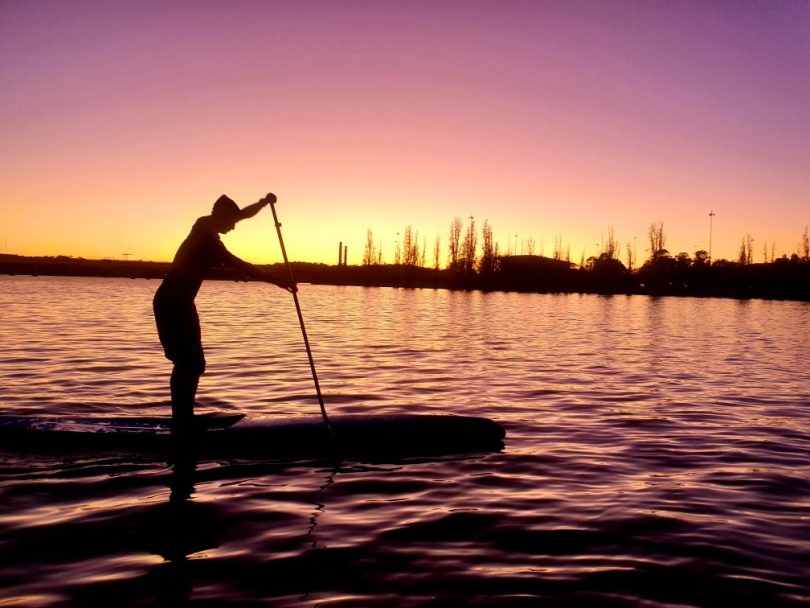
[{"xmin": 268, "ymin": 197, "xmax": 336, "ymax": 444}]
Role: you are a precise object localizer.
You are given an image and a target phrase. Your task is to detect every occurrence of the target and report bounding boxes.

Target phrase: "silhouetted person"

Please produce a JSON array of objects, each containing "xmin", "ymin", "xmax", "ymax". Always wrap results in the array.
[{"xmin": 153, "ymin": 193, "xmax": 294, "ymax": 444}]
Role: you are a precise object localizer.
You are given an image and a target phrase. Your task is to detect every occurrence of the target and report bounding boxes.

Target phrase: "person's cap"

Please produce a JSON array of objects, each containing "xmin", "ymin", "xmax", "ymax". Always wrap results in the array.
[{"xmin": 212, "ymin": 195, "xmax": 240, "ymax": 219}]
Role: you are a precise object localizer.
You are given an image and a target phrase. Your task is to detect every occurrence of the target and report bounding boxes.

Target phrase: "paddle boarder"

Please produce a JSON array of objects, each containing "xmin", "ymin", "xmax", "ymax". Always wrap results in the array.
[{"xmin": 153, "ymin": 193, "xmax": 295, "ymax": 442}]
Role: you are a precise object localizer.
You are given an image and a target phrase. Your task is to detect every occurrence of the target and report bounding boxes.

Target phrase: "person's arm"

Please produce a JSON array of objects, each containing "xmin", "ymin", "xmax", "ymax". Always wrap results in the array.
[
  {"xmin": 227, "ymin": 253, "xmax": 297, "ymax": 292},
  {"xmin": 224, "ymin": 192, "xmax": 296, "ymax": 291},
  {"xmin": 238, "ymin": 193, "xmax": 277, "ymax": 221}
]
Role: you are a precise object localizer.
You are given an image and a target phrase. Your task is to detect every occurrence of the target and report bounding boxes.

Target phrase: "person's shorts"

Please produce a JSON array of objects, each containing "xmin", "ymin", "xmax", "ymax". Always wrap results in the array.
[{"xmin": 153, "ymin": 284, "xmax": 206, "ymax": 374}]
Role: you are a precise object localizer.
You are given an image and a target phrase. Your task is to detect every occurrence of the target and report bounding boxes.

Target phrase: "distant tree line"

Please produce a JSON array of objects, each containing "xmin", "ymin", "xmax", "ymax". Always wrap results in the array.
[
  {"xmin": 364, "ymin": 218, "xmax": 809, "ymax": 269},
  {"xmin": 355, "ymin": 219, "xmax": 810, "ymax": 300},
  {"xmin": 2, "ymin": 224, "xmax": 808, "ymax": 301}
]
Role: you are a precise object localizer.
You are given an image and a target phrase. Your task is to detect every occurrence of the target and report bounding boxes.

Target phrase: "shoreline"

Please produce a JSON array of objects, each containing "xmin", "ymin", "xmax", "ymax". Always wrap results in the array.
[{"xmin": 1, "ymin": 253, "xmax": 808, "ymax": 302}]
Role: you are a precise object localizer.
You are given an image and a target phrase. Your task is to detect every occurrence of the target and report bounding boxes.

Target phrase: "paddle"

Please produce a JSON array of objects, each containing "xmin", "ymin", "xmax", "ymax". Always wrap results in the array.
[{"xmin": 268, "ymin": 197, "xmax": 336, "ymax": 443}]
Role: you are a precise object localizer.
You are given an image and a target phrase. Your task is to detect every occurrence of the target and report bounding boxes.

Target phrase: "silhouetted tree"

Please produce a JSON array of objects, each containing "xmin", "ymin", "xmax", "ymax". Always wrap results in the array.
[
  {"xmin": 553, "ymin": 235, "xmax": 564, "ymax": 261},
  {"xmin": 460, "ymin": 215, "xmax": 478, "ymax": 274},
  {"xmin": 433, "ymin": 235, "xmax": 441, "ymax": 270},
  {"xmin": 448, "ymin": 217, "xmax": 462, "ymax": 270},
  {"xmin": 648, "ymin": 222, "xmax": 667, "ymax": 260},
  {"xmin": 604, "ymin": 227, "xmax": 619, "ymax": 260},
  {"xmin": 479, "ymin": 219, "xmax": 496, "ymax": 277},
  {"xmin": 802, "ymin": 226, "xmax": 809, "ymax": 261},
  {"xmin": 761, "ymin": 241, "xmax": 776, "ymax": 264},
  {"xmin": 401, "ymin": 226, "xmax": 412, "ymax": 265},
  {"xmin": 375, "ymin": 239, "xmax": 383, "ymax": 265},
  {"xmin": 402, "ymin": 225, "xmax": 421, "ymax": 266},
  {"xmin": 363, "ymin": 229, "xmax": 376, "ymax": 266},
  {"xmin": 525, "ymin": 237, "xmax": 536, "ymax": 256},
  {"xmin": 675, "ymin": 252, "xmax": 691, "ymax": 268},
  {"xmin": 591, "ymin": 252, "xmax": 628, "ymax": 291},
  {"xmin": 738, "ymin": 234, "xmax": 754, "ymax": 265}
]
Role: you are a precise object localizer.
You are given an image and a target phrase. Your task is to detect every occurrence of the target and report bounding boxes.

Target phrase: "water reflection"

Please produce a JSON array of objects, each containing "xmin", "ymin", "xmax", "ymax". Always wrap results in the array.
[
  {"xmin": 304, "ymin": 468, "xmax": 336, "ymax": 550},
  {"xmin": 147, "ymin": 456, "xmax": 220, "ymax": 606},
  {"xmin": 298, "ymin": 466, "xmax": 338, "ymax": 604},
  {"xmin": 1, "ymin": 278, "xmax": 809, "ymax": 606}
]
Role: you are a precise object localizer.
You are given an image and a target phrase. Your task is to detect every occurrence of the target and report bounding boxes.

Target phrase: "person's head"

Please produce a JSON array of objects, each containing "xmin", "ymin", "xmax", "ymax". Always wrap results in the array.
[{"xmin": 211, "ymin": 195, "xmax": 240, "ymax": 233}]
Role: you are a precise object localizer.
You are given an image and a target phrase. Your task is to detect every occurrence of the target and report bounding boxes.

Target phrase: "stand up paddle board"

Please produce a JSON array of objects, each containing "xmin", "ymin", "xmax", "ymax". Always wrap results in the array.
[{"xmin": 0, "ymin": 413, "xmax": 505, "ymax": 461}]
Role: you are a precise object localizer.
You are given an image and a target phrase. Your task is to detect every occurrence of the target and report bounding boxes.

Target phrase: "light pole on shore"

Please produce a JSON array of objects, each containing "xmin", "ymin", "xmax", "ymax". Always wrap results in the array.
[{"xmin": 709, "ymin": 211, "xmax": 715, "ymax": 263}]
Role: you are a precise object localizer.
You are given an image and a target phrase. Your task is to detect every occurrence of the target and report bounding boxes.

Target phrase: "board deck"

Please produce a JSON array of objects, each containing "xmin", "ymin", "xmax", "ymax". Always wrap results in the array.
[
  {"xmin": 0, "ymin": 412, "xmax": 246, "ymax": 434},
  {"xmin": 0, "ymin": 413, "xmax": 505, "ymax": 461}
]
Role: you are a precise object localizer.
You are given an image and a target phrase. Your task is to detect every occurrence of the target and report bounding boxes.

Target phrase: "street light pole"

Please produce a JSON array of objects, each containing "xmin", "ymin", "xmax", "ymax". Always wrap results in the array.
[{"xmin": 709, "ymin": 211, "xmax": 715, "ymax": 263}]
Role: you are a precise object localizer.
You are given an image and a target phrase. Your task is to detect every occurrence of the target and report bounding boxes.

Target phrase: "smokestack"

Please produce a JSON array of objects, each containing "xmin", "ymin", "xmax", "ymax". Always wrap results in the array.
[
  {"xmin": 338, "ymin": 242, "xmax": 343, "ymax": 266},
  {"xmin": 344, "ymin": 245, "xmax": 348, "ymax": 266}
]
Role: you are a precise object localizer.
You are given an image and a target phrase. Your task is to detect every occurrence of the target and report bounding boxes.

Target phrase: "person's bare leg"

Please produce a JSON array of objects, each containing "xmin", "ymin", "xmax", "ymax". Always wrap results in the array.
[{"xmin": 170, "ymin": 364, "xmax": 199, "ymax": 443}]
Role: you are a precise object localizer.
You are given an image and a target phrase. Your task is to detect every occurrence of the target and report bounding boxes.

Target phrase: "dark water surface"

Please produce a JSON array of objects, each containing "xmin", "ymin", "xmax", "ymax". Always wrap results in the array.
[{"xmin": 1, "ymin": 276, "xmax": 809, "ymax": 607}]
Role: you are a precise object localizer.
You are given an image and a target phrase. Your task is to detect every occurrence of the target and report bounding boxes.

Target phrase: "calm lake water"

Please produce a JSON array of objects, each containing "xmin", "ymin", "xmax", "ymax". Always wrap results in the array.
[{"xmin": 1, "ymin": 275, "xmax": 809, "ymax": 607}]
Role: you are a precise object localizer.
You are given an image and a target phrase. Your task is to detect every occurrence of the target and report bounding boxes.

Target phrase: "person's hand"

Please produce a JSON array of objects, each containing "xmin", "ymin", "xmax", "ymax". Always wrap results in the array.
[
  {"xmin": 260, "ymin": 192, "xmax": 277, "ymax": 207},
  {"xmin": 271, "ymin": 275, "xmax": 297, "ymax": 293}
]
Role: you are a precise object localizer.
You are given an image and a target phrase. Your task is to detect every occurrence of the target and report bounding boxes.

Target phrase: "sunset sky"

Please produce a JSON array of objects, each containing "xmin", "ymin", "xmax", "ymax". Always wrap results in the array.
[{"xmin": 2, "ymin": 1, "xmax": 808, "ymax": 266}]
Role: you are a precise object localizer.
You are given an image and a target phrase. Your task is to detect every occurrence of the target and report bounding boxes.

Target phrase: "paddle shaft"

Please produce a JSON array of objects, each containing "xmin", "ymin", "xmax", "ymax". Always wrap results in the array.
[{"xmin": 268, "ymin": 201, "xmax": 335, "ymax": 440}]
